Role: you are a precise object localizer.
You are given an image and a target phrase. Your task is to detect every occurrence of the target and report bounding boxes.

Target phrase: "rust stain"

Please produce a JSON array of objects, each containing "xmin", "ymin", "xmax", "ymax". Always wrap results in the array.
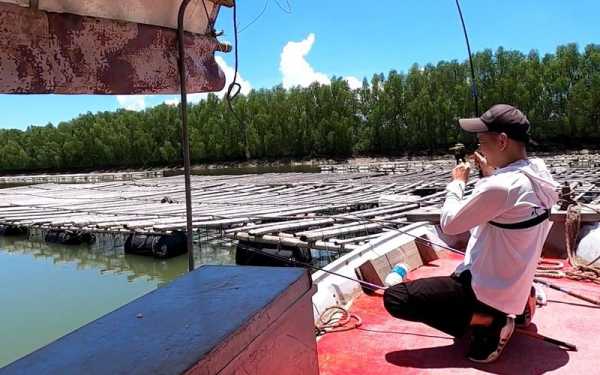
[{"xmin": 0, "ymin": 2, "xmax": 226, "ymax": 94}]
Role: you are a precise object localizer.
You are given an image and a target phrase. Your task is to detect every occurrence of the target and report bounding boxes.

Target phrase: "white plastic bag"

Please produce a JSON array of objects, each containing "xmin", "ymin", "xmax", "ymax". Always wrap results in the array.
[{"xmin": 577, "ymin": 223, "xmax": 600, "ymax": 264}]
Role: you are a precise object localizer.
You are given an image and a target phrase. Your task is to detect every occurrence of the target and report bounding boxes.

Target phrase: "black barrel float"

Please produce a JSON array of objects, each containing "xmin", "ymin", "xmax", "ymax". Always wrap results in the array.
[
  {"xmin": 124, "ymin": 231, "xmax": 187, "ymax": 259},
  {"xmin": 45, "ymin": 230, "xmax": 96, "ymax": 245},
  {"xmin": 0, "ymin": 224, "xmax": 28, "ymax": 236},
  {"xmin": 235, "ymin": 240, "xmax": 312, "ymax": 267}
]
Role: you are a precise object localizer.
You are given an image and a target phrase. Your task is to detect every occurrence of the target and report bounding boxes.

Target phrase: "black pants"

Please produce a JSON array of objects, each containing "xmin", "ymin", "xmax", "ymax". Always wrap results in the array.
[{"xmin": 383, "ymin": 271, "xmax": 504, "ymax": 337}]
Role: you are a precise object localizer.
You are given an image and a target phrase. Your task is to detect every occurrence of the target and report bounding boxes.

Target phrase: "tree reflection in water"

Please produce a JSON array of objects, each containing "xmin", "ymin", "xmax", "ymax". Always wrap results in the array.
[{"xmin": 0, "ymin": 234, "xmax": 236, "ymax": 286}]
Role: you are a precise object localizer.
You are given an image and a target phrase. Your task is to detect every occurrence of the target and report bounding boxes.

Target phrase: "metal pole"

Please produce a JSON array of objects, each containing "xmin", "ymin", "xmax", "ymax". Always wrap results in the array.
[
  {"xmin": 515, "ymin": 328, "xmax": 578, "ymax": 351},
  {"xmin": 177, "ymin": 0, "xmax": 195, "ymax": 272},
  {"xmin": 534, "ymin": 278, "xmax": 600, "ymax": 306}
]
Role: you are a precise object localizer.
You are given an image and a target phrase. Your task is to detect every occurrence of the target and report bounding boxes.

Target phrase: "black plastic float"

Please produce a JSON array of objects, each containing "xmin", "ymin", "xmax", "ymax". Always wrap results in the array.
[
  {"xmin": 235, "ymin": 240, "xmax": 312, "ymax": 267},
  {"xmin": 124, "ymin": 231, "xmax": 187, "ymax": 258},
  {"xmin": 44, "ymin": 230, "xmax": 96, "ymax": 245},
  {"xmin": 0, "ymin": 224, "xmax": 28, "ymax": 236}
]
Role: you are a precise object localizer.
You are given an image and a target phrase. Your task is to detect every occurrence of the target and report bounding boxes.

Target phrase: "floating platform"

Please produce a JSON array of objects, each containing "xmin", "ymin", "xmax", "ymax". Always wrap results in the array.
[
  {"xmin": 0, "ymin": 156, "xmax": 599, "ymax": 262},
  {"xmin": 0, "ymin": 170, "xmax": 164, "ymax": 185}
]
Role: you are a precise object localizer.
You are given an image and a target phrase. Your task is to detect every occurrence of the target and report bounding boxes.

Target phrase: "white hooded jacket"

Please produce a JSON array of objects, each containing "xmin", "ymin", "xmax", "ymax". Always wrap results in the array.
[{"xmin": 441, "ymin": 158, "xmax": 560, "ymax": 314}]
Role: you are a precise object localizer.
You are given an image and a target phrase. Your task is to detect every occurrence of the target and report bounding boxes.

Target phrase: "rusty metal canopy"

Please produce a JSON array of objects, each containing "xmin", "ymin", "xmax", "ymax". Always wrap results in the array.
[
  {"xmin": 3, "ymin": 0, "xmax": 220, "ymax": 34},
  {"xmin": 0, "ymin": 0, "xmax": 231, "ymax": 94}
]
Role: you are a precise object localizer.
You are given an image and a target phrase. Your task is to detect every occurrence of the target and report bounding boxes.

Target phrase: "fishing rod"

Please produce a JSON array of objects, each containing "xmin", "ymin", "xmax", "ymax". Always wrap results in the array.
[
  {"xmin": 533, "ymin": 278, "xmax": 600, "ymax": 306},
  {"xmin": 234, "ymin": 210, "xmax": 599, "ymax": 303},
  {"xmin": 454, "ymin": 0, "xmax": 480, "ymax": 116},
  {"xmin": 454, "ymin": 0, "xmax": 485, "ymax": 177},
  {"xmin": 515, "ymin": 328, "xmax": 577, "ymax": 351},
  {"xmin": 271, "ymin": 210, "xmax": 600, "ymax": 307}
]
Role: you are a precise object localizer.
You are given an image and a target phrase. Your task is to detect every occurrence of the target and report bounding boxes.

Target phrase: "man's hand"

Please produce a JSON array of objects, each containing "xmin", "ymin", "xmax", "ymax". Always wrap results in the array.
[
  {"xmin": 470, "ymin": 151, "xmax": 495, "ymax": 177},
  {"xmin": 452, "ymin": 161, "xmax": 470, "ymax": 183}
]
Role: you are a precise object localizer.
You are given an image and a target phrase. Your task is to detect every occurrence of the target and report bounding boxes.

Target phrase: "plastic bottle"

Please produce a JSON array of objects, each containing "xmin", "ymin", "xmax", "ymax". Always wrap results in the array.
[{"xmin": 384, "ymin": 263, "xmax": 409, "ymax": 287}]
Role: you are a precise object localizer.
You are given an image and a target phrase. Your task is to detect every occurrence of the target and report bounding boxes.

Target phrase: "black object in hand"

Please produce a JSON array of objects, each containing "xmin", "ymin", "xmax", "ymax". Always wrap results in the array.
[{"xmin": 449, "ymin": 143, "xmax": 467, "ymax": 165}]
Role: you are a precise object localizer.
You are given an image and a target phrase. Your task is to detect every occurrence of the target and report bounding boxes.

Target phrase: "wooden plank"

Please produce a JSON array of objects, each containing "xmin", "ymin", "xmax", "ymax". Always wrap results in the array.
[
  {"xmin": 228, "ymin": 232, "xmax": 357, "ymax": 253},
  {"xmin": 247, "ymin": 218, "xmax": 335, "ymax": 236}
]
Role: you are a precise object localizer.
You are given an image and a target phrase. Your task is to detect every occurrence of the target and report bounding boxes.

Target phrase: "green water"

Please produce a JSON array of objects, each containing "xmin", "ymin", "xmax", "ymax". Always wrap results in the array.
[{"xmin": 0, "ymin": 236, "xmax": 235, "ymax": 367}]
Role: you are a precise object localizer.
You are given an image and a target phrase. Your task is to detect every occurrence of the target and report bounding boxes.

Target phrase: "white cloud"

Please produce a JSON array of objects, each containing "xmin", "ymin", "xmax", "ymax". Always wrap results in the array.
[
  {"xmin": 164, "ymin": 98, "xmax": 179, "ymax": 106},
  {"xmin": 163, "ymin": 56, "xmax": 251, "ymax": 106},
  {"xmin": 280, "ymin": 33, "xmax": 330, "ymax": 89},
  {"xmin": 344, "ymin": 76, "xmax": 362, "ymax": 90},
  {"xmin": 116, "ymin": 95, "xmax": 146, "ymax": 111}
]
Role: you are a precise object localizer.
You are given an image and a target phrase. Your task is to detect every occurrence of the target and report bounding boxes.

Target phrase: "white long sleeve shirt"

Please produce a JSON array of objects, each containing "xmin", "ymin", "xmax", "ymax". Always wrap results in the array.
[{"xmin": 440, "ymin": 158, "xmax": 559, "ymax": 314}]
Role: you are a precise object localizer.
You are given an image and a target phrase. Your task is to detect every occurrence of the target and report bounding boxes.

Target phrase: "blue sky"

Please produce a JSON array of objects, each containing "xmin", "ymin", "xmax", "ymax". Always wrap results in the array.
[{"xmin": 1, "ymin": 0, "xmax": 598, "ymax": 130}]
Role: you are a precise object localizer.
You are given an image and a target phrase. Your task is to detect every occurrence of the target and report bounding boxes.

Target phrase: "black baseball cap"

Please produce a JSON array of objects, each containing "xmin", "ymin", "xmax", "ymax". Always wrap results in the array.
[{"xmin": 458, "ymin": 104, "xmax": 530, "ymax": 143}]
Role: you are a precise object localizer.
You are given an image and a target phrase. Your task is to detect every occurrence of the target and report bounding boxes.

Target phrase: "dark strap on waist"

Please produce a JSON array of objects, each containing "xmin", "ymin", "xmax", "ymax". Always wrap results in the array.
[{"xmin": 489, "ymin": 209, "xmax": 551, "ymax": 230}]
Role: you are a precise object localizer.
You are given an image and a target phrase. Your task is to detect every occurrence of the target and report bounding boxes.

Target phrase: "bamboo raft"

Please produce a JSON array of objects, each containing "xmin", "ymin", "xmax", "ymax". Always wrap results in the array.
[
  {"xmin": 320, "ymin": 152, "xmax": 600, "ymax": 173},
  {"xmin": 1, "ymin": 154, "xmax": 599, "ymax": 260},
  {"xmin": 0, "ymin": 170, "xmax": 164, "ymax": 185}
]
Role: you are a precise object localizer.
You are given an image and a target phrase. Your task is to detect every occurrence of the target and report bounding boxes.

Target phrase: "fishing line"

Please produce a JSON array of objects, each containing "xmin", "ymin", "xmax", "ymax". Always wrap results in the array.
[
  {"xmin": 239, "ymin": 0, "xmax": 269, "ymax": 34},
  {"xmin": 235, "ymin": 240, "xmax": 386, "ymax": 291}
]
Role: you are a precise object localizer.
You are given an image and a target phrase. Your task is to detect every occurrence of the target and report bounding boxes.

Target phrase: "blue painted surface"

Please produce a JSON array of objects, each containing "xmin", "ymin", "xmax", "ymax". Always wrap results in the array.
[{"xmin": 0, "ymin": 265, "xmax": 310, "ymax": 375}]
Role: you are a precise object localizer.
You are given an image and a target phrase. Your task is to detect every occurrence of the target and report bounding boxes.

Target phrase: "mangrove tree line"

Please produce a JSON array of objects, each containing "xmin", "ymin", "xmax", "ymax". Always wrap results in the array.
[{"xmin": 1, "ymin": 43, "xmax": 599, "ymax": 172}]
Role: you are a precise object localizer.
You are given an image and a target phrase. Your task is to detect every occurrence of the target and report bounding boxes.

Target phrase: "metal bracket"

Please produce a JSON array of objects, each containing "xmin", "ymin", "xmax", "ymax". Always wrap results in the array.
[{"xmin": 208, "ymin": 0, "xmax": 234, "ymax": 7}]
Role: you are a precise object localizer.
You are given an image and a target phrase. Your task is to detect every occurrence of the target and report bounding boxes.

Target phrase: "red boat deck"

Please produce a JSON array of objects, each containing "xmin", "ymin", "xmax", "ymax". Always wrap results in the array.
[{"xmin": 317, "ymin": 252, "xmax": 600, "ymax": 374}]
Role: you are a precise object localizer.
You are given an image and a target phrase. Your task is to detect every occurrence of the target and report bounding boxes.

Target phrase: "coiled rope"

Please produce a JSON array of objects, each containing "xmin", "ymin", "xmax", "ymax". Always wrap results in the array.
[
  {"xmin": 562, "ymin": 204, "xmax": 600, "ymax": 284},
  {"xmin": 533, "ymin": 202, "xmax": 600, "ymax": 285},
  {"xmin": 315, "ymin": 305, "xmax": 362, "ymax": 337}
]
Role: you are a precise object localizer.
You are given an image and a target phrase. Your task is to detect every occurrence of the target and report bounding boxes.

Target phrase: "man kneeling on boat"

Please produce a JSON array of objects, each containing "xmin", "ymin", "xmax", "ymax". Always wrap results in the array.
[{"xmin": 383, "ymin": 104, "xmax": 560, "ymax": 363}]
